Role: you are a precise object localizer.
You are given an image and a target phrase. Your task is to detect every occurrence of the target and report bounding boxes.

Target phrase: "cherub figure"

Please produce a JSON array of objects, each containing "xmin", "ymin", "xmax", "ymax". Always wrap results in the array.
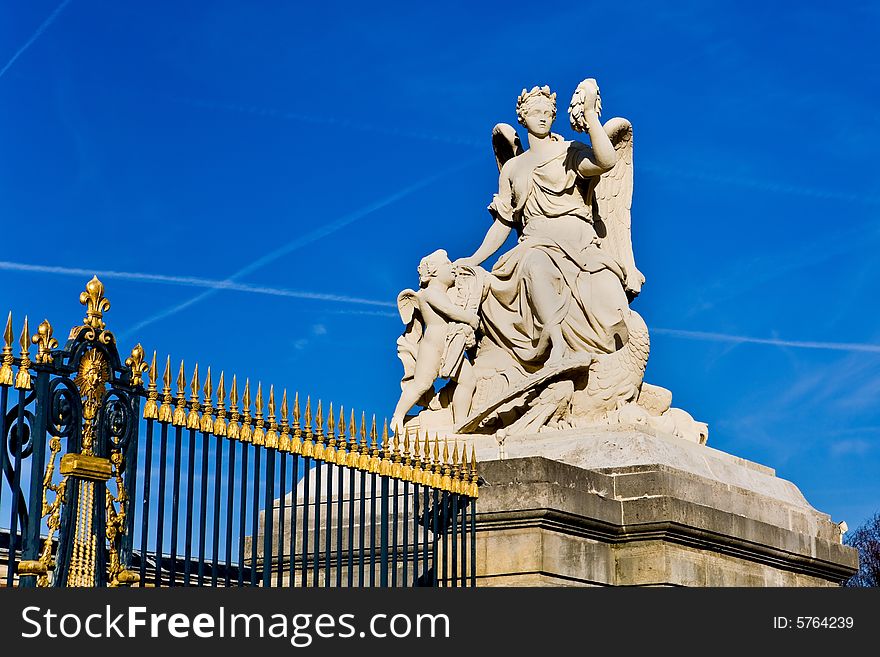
[{"xmin": 391, "ymin": 249, "xmax": 482, "ymax": 433}]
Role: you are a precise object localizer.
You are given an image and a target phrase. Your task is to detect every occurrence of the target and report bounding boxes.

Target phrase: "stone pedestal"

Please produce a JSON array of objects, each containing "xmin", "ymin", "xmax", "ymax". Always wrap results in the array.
[{"xmin": 472, "ymin": 425, "xmax": 858, "ymax": 586}]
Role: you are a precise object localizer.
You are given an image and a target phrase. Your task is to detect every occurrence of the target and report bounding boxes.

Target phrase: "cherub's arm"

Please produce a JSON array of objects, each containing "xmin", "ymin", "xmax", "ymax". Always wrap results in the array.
[{"xmin": 421, "ymin": 288, "xmax": 480, "ymax": 328}]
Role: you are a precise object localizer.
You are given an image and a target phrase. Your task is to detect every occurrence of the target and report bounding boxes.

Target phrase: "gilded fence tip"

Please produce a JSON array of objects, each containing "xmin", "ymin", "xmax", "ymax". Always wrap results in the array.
[
  {"xmin": 143, "ymin": 351, "xmax": 159, "ymax": 419},
  {"xmin": 158, "ymin": 355, "xmax": 173, "ymax": 423},
  {"xmin": 346, "ymin": 408, "xmax": 359, "ymax": 467},
  {"xmin": 327, "ymin": 401, "xmax": 336, "ymax": 445},
  {"xmin": 265, "ymin": 384, "xmax": 278, "ymax": 448},
  {"xmin": 14, "ymin": 315, "xmax": 32, "ymax": 390},
  {"xmin": 379, "ymin": 419, "xmax": 392, "ymax": 476},
  {"xmin": 301, "ymin": 395, "xmax": 314, "ymax": 457},
  {"xmin": 279, "ymin": 388, "xmax": 291, "ymax": 452},
  {"xmin": 32, "ymin": 319, "xmax": 59, "ymax": 365},
  {"xmin": 172, "ymin": 360, "xmax": 188, "ymax": 426},
  {"xmin": 186, "ymin": 363, "xmax": 201, "ymax": 429},
  {"xmin": 213, "ymin": 371, "xmax": 227, "ymax": 437},
  {"xmin": 0, "ymin": 312, "xmax": 13, "ymax": 386},
  {"xmin": 470, "ymin": 444, "xmax": 479, "ymax": 498},
  {"xmin": 226, "ymin": 374, "xmax": 240, "ymax": 440},
  {"xmin": 200, "ymin": 366, "xmax": 215, "ymax": 434},
  {"xmin": 313, "ymin": 400, "xmax": 325, "ymax": 460},
  {"xmin": 80, "ymin": 276, "xmax": 110, "ymax": 331},
  {"xmin": 240, "ymin": 379, "xmax": 253, "ymax": 443}
]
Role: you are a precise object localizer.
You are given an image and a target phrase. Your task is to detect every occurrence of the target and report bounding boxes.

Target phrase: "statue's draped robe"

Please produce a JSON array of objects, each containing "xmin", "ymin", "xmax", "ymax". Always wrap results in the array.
[{"xmin": 479, "ymin": 139, "xmax": 630, "ymax": 370}]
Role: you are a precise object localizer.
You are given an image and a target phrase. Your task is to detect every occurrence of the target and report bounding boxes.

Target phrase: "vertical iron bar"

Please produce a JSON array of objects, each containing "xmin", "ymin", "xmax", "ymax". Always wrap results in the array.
[
  {"xmin": 183, "ymin": 428, "xmax": 196, "ymax": 585},
  {"xmin": 432, "ymin": 488, "xmax": 439, "ymax": 588},
  {"xmin": 197, "ymin": 430, "xmax": 209, "ymax": 586},
  {"xmin": 288, "ymin": 454, "xmax": 299, "ymax": 586},
  {"xmin": 224, "ymin": 438, "xmax": 235, "ymax": 586},
  {"xmin": 300, "ymin": 456, "xmax": 310, "ymax": 587},
  {"xmin": 250, "ymin": 444, "xmax": 261, "ymax": 586},
  {"xmin": 122, "ymin": 395, "xmax": 141, "ymax": 574},
  {"xmin": 324, "ymin": 463, "xmax": 332, "ymax": 587},
  {"xmin": 154, "ymin": 423, "xmax": 169, "ymax": 586},
  {"xmin": 369, "ymin": 472, "xmax": 376, "ymax": 587},
  {"xmin": 347, "ymin": 466, "xmax": 355, "ymax": 587},
  {"xmin": 276, "ymin": 452, "xmax": 286, "ymax": 587},
  {"xmin": 470, "ymin": 497, "xmax": 476, "ymax": 587},
  {"xmin": 379, "ymin": 474, "xmax": 389, "ymax": 587},
  {"xmin": 312, "ymin": 462, "xmax": 321, "ymax": 587},
  {"xmin": 451, "ymin": 492, "xmax": 458, "ymax": 587},
  {"xmin": 441, "ymin": 490, "xmax": 448, "ymax": 587},
  {"xmin": 336, "ymin": 464, "xmax": 343, "ymax": 587},
  {"xmin": 20, "ymin": 371, "xmax": 49, "ymax": 588},
  {"xmin": 237, "ymin": 441, "xmax": 248, "ymax": 586},
  {"xmin": 460, "ymin": 494, "xmax": 467, "ymax": 588},
  {"xmin": 6, "ymin": 389, "xmax": 27, "ymax": 587},
  {"xmin": 412, "ymin": 482, "xmax": 419, "ymax": 586},
  {"xmin": 0, "ymin": 386, "xmax": 8, "ymax": 535},
  {"xmin": 422, "ymin": 485, "xmax": 429, "ymax": 586},
  {"xmin": 262, "ymin": 447, "xmax": 275, "ymax": 587},
  {"xmin": 211, "ymin": 432, "xmax": 222, "ymax": 586},
  {"xmin": 358, "ymin": 469, "xmax": 366, "ymax": 586},
  {"xmin": 392, "ymin": 478, "xmax": 399, "ymax": 587},
  {"xmin": 169, "ymin": 426, "xmax": 183, "ymax": 586},
  {"xmin": 138, "ymin": 419, "xmax": 154, "ymax": 587}
]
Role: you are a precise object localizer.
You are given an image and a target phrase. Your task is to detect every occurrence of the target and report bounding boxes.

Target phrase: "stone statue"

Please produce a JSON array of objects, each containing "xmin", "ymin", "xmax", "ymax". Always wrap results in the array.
[
  {"xmin": 390, "ymin": 249, "xmax": 484, "ymax": 434},
  {"xmin": 391, "ymin": 78, "xmax": 708, "ymax": 444}
]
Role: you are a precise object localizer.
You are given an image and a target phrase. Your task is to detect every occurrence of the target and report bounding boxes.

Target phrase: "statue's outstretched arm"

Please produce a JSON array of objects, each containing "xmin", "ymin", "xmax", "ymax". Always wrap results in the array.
[
  {"xmin": 571, "ymin": 79, "xmax": 618, "ymax": 177},
  {"xmin": 422, "ymin": 288, "xmax": 480, "ymax": 328},
  {"xmin": 459, "ymin": 219, "xmax": 511, "ymax": 267}
]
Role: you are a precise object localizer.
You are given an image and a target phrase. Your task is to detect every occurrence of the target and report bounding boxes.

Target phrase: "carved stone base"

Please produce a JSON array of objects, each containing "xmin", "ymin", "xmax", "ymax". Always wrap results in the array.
[{"xmin": 472, "ymin": 427, "xmax": 858, "ymax": 586}]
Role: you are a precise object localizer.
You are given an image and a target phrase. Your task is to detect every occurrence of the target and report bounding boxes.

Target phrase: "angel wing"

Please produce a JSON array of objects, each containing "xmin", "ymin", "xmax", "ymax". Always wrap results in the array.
[
  {"xmin": 593, "ymin": 117, "xmax": 645, "ymax": 299},
  {"xmin": 395, "ymin": 289, "xmax": 422, "ymax": 385},
  {"xmin": 491, "ymin": 123, "xmax": 524, "ymax": 173}
]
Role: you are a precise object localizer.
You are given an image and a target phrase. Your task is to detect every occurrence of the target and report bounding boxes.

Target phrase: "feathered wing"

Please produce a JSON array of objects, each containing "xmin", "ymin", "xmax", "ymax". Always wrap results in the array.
[
  {"xmin": 491, "ymin": 123, "xmax": 524, "ymax": 173},
  {"xmin": 395, "ymin": 289, "xmax": 422, "ymax": 386},
  {"xmin": 594, "ymin": 117, "xmax": 644, "ymax": 298}
]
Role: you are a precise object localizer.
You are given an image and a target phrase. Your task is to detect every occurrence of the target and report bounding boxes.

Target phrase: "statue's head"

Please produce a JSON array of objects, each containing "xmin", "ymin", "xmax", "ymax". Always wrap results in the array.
[
  {"xmin": 516, "ymin": 85, "xmax": 556, "ymax": 135},
  {"xmin": 418, "ymin": 249, "xmax": 453, "ymax": 287}
]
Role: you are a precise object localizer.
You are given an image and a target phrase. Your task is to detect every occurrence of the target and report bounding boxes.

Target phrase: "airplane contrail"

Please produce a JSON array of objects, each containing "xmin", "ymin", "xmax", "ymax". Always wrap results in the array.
[
  {"xmin": 0, "ymin": 260, "xmax": 394, "ymax": 308},
  {"xmin": 652, "ymin": 327, "xmax": 880, "ymax": 354},
  {"xmin": 0, "ymin": 0, "xmax": 73, "ymax": 80}
]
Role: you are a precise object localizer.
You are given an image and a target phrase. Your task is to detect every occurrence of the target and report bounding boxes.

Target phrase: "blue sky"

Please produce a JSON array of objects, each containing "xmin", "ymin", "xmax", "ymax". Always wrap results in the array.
[{"xmin": 1, "ymin": 0, "xmax": 878, "ymax": 532}]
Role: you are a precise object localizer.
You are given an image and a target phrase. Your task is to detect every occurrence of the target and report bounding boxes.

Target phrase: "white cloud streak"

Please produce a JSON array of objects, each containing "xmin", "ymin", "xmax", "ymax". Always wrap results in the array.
[
  {"xmin": 0, "ymin": 0, "xmax": 73, "ymax": 80},
  {"xmin": 652, "ymin": 327, "xmax": 880, "ymax": 354},
  {"xmin": 0, "ymin": 260, "xmax": 394, "ymax": 308}
]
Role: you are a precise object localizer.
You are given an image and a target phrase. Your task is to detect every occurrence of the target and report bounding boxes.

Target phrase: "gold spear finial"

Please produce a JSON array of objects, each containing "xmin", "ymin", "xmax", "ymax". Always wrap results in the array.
[
  {"xmin": 186, "ymin": 363, "xmax": 201, "ymax": 429},
  {"xmin": 143, "ymin": 351, "xmax": 159, "ymax": 419},
  {"xmin": 213, "ymin": 371, "xmax": 227, "ymax": 437},
  {"xmin": 0, "ymin": 312, "xmax": 14, "ymax": 386},
  {"xmin": 158, "ymin": 355, "xmax": 173, "ymax": 423},
  {"xmin": 368, "ymin": 415, "xmax": 380, "ymax": 473},
  {"xmin": 278, "ymin": 389, "xmax": 290, "ymax": 451},
  {"xmin": 379, "ymin": 419, "xmax": 392, "ymax": 476},
  {"xmin": 391, "ymin": 428, "xmax": 402, "ymax": 479},
  {"xmin": 470, "ymin": 444, "xmax": 479, "ymax": 498},
  {"xmin": 440, "ymin": 437, "xmax": 452, "ymax": 491},
  {"xmin": 32, "ymin": 319, "xmax": 58, "ymax": 365},
  {"xmin": 346, "ymin": 408, "xmax": 359, "ymax": 467},
  {"xmin": 200, "ymin": 366, "xmax": 215, "ymax": 434},
  {"xmin": 335, "ymin": 405, "xmax": 347, "ymax": 466},
  {"xmin": 324, "ymin": 401, "xmax": 337, "ymax": 463},
  {"xmin": 327, "ymin": 401, "xmax": 336, "ymax": 447},
  {"xmin": 265, "ymin": 385, "xmax": 278, "ymax": 448},
  {"xmin": 240, "ymin": 379, "xmax": 253, "ymax": 443},
  {"xmin": 227, "ymin": 374, "xmax": 240, "ymax": 440},
  {"xmin": 172, "ymin": 360, "xmax": 187, "ymax": 426},
  {"xmin": 14, "ymin": 316, "xmax": 32, "ymax": 390},
  {"xmin": 451, "ymin": 439, "xmax": 461, "ymax": 494},
  {"xmin": 289, "ymin": 391, "xmax": 303, "ymax": 454},
  {"xmin": 251, "ymin": 382, "xmax": 265, "ymax": 446},
  {"xmin": 301, "ymin": 396, "xmax": 314, "ymax": 458},
  {"xmin": 357, "ymin": 411, "xmax": 370, "ymax": 470},
  {"xmin": 312, "ymin": 400, "xmax": 325, "ymax": 460},
  {"xmin": 432, "ymin": 435, "xmax": 442, "ymax": 489},
  {"xmin": 401, "ymin": 428, "xmax": 412, "ymax": 482},
  {"xmin": 411, "ymin": 429, "xmax": 423, "ymax": 485}
]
